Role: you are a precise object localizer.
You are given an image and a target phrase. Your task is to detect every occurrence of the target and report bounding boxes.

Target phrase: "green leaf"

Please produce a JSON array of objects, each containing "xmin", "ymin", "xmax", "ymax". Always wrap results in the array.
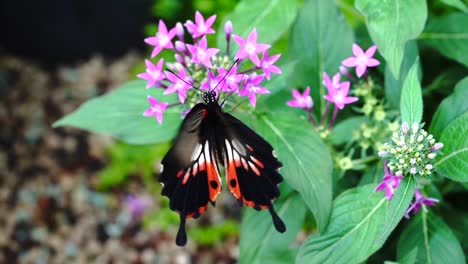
[
  {"xmin": 440, "ymin": 0, "xmax": 468, "ymax": 13},
  {"xmin": 355, "ymin": 0, "xmax": 427, "ymax": 78},
  {"xmin": 420, "ymin": 13, "xmax": 468, "ymax": 67},
  {"xmin": 296, "ymin": 185, "xmax": 388, "ymax": 263},
  {"xmin": 216, "ymin": 0, "xmax": 298, "ymax": 49},
  {"xmin": 397, "ymin": 212, "xmax": 465, "ymax": 264},
  {"xmin": 329, "ymin": 116, "xmax": 367, "ymax": 145},
  {"xmin": 53, "ymin": 80, "xmax": 183, "ymax": 145},
  {"xmin": 434, "ymin": 112, "xmax": 468, "ymax": 182},
  {"xmin": 372, "ymin": 177, "xmax": 416, "ymax": 251},
  {"xmin": 429, "ymin": 77, "xmax": 468, "ymax": 139},
  {"xmin": 384, "ymin": 40, "xmax": 420, "ymax": 109},
  {"xmin": 238, "ymin": 111, "xmax": 333, "ymax": 231},
  {"xmin": 400, "ymin": 58, "xmax": 423, "ymax": 125},
  {"xmin": 239, "ymin": 186, "xmax": 307, "ymax": 264},
  {"xmin": 286, "ymin": 0, "xmax": 354, "ymax": 115}
]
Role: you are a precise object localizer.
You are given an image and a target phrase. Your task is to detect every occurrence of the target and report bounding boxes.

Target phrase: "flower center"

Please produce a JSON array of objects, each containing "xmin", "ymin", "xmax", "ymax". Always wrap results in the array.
[
  {"xmin": 158, "ymin": 34, "xmax": 169, "ymax": 46},
  {"xmin": 245, "ymin": 43, "xmax": 256, "ymax": 54}
]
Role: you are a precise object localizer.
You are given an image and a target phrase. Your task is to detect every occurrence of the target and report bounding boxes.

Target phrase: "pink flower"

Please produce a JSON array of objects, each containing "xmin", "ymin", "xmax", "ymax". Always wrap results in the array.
[
  {"xmin": 323, "ymin": 72, "xmax": 341, "ymax": 91},
  {"xmin": 404, "ymin": 189, "xmax": 439, "ymax": 218},
  {"xmin": 239, "ymin": 73, "xmax": 270, "ymax": 107},
  {"xmin": 375, "ymin": 162, "xmax": 404, "ymax": 200},
  {"xmin": 137, "ymin": 59, "xmax": 165, "ymax": 89},
  {"xmin": 184, "ymin": 11, "xmax": 216, "ymax": 38},
  {"xmin": 165, "ymin": 69, "xmax": 192, "ymax": 103},
  {"xmin": 186, "ymin": 36, "xmax": 219, "ymax": 68},
  {"xmin": 144, "ymin": 20, "xmax": 177, "ymax": 58},
  {"xmin": 233, "ymin": 29, "xmax": 271, "ymax": 66},
  {"xmin": 260, "ymin": 51, "xmax": 282, "ymax": 80},
  {"xmin": 201, "ymin": 71, "xmax": 223, "ymax": 91},
  {"xmin": 287, "ymin": 87, "xmax": 313, "ymax": 110},
  {"xmin": 218, "ymin": 64, "xmax": 244, "ymax": 93},
  {"xmin": 323, "ymin": 80, "xmax": 358, "ymax": 109},
  {"xmin": 143, "ymin": 96, "xmax": 168, "ymax": 124},
  {"xmin": 342, "ymin": 44, "xmax": 380, "ymax": 78}
]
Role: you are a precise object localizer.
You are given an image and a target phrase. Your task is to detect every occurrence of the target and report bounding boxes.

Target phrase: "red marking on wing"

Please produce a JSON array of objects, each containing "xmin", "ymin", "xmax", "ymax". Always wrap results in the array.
[
  {"xmin": 202, "ymin": 109, "xmax": 208, "ymax": 119},
  {"xmin": 226, "ymin": 160, "xmax": 241, "ymax": 199},
  {"xmin": 183, "ymin": 205, "xmax": 208, "ymax": 219},
  {"xmin": 246, "ymin": 144, "xmax": 254, "ymax": 152},
  {"xmin": 251, "ymin": 156, "xmax": 264, "ymax": 169},
  {"xmin": 206, "ymin": 161, "xmax": 221, "ymax": 202},
  {"xmin": 249, "ymin": 161, "xmax": 261, "ymax": 176},
  {"xmin": 176, "ymin": 170, "xmax": 184, "ymax": 178}
]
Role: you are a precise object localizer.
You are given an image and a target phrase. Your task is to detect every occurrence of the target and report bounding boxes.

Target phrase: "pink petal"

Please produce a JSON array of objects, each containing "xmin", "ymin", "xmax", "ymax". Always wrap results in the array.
[
  {"xmin": 232, "ymin": 35, "xmax": 245, "ymax": 46},
  {"xmin": 150, "ymin": 46, "xmax": 163, "ymax": 58},
  {"xmin": 158, "ymin": 20, "xmax": 168, "ymax": 34},
  {"xmin": 343, "ymin": 96, "xmax": 358, "ymax": 104},
  {"xmin": 195, "ymin": 11, "xmax": 204, "ymax": 25},
  {"xmin": 352, "ymin": 43, "xmax": 364, "ymax": 57},
  {"xmin": 249, "ymin": 53, "xmax": 261, "ymax": 66},
  {"xmin": 365, "ymin": 45, "xmax": 377, "ymax": 57},
  {"xmin": 287, "ymin": 100, "xmax": 302, "ymax": 108},
  {"xmin": 304, "ymin": 87, "xmax": 310, "ymax": 96},
  {"xmin": 156, "ymin": 112, "xmax": 164, "ymax": 124},
  {"xmin": 375, "ymin": 182, "xmax": 387, "ymax": 192},
  {"xmin": 291, "ymin": 89, "xmax": 301, "ymax": 98},
  {"xmin": 342, "ymin": 57, "xmax": 357, "ymax": 67},
  {"xmin": 340, "ymin": 81, "xmax": 350, "ymax": 94},
  {"xmin": 247, "ymin": 29, "xmax": 258, "ymax": 43},
  {"xmin": 256, "ymin": 43, "xmax": 271, "ymax": 53},
  {"xmin": 199, "ymin": 36, "xmax": 208, "ymax": 49},
  {"xmin": 366, "ymin": 58, "xmax": 380, "ymax": 67},
  {"xmin": 248, "ymin": 93, "xmax": 257, "ymax": 107},
  {"xmin": 355, "ymin": 64, "xmax": 367, "ymax": 77},
  {"xmin": 268, "ymin": 65, "xmax": 282, "ymax": 74},
  {"xmin": 144, "ymin": 36, "xmax": 158, "ymax": 46},
  {"xmin": 205, "ymin": 15, "xmax": 216, "ymax": 28},
  {"xmin": 143, "ymin": 108, "xmax": 154, "ymax": 116},
  {"xmin": 147, "ymin": 96, "xmax": 159, "ymax": 106}
]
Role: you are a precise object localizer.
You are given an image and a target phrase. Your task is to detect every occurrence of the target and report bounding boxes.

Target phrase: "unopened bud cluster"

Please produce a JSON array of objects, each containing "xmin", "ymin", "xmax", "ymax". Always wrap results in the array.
[{"xmin": 378, "ymin": 122, "xmax": 443, "ymax": 177}]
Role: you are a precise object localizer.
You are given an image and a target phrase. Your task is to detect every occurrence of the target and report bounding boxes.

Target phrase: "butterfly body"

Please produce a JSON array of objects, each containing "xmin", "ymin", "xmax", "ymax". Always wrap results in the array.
[{"xmin": 159, "ymin": 91, "xmax": 286, "ymax": 246}]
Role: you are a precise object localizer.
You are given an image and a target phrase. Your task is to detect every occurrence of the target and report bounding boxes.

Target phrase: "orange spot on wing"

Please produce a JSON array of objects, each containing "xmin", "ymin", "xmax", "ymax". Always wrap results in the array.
[
  {"xmin": 226, "ymin": 161, "xmax": 241, "ymax": 199},
  {"xmin": 246, "ymin": 144, "xmax": 254, "ymax": 152},
  {"xmin": 176, "ymin": 170, "xmax": 184, "ymax": 178},
  {"xmin": 182, "ymin": 170, "xmax": 190, "ymax": 184}
]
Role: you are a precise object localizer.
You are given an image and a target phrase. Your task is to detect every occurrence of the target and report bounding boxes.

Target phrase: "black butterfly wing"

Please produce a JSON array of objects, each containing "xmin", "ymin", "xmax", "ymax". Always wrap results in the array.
[
  {"xmin": 159, "ymin": 103, "xmax": 222, "ymax": 246},
  {"xmin": 220, "ymin": 112, "xmax": 286, "ymax": 233}
]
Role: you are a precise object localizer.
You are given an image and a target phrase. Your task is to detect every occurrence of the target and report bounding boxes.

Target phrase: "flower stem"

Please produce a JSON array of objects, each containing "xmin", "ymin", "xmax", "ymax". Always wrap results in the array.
[
  {"xmin": 239, "ymin": 66, "xmax": 260, "ymax": 75},
  {"xmin": 328, "ymin": 106, "xmax": 339, "ymax": 129},
  {"xmin": 308, "ymin": 110, "xmax": 318, "ymax": 126},
  {"xmin": 321, "ymin": 102, "xmax": 330, "ymax": 126}
]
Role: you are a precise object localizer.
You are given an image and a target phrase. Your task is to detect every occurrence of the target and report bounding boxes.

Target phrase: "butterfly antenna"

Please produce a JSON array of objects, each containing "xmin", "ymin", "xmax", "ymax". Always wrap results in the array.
[
  {"xmin": 166, "ymin": 69, "xmax": 202, "ymax": 92},
  {"xmin": 211, "ymin": 58, "xmax": 240, "ymax": 94},
  {"xmin": 226, "ymin": 98, "xmax": 250, "ymax": 113}
]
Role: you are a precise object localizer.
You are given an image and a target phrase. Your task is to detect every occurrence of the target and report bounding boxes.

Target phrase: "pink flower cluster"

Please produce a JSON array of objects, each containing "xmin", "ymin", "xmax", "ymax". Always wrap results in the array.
[
  {"xmin": 138, "ymin": 11, "xmax": 282, "ymax": 124},
  {"xmin": 287, "ymin": 43, "xmax": 380, "ymax": 128}
]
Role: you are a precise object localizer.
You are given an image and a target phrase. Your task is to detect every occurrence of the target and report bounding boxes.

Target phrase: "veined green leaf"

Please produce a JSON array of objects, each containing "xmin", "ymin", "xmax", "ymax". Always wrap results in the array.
[
  {"xmin": 355, "ymin": 0, "xmax": 427, "ymax": 78},
  {"xmin": 400, "ymin": 58, "xmax": 423, "ymax": 125}
]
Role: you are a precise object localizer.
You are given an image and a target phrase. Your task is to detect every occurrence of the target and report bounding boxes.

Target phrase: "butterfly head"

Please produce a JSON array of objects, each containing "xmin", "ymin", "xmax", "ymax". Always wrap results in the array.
[{"xmin": 202, "ymin": 91, "xmax": 217, "ymax": 104}]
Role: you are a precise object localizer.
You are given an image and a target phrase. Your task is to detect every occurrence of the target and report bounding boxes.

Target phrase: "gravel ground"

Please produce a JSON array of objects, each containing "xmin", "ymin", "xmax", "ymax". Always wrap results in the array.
[{"xmin": 0, "ymin": 53, "xmax": 239, "ymax": 264}]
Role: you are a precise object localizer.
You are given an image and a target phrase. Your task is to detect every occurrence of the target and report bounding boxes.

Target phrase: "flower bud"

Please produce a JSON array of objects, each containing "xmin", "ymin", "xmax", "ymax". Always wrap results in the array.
[
  {"xmin": 175, "ymin": 41, "xmax": 186, "ymax": 53},
  {"xmin": 427, "ymin": 153, "xmax": 436, "ymax": 159},
  {"xmin": 378, "ymin": 150, "xmax": 388, "ymax": 157},
  {"xmin": 175, "ymin": 22, "xmax": 184, "ymax": 40},
  {"xmin": 225, "ymin": 20, "xmax": 233, "ymax": 36},
  {"xmin": 431, "ymin": 142, "xmax": 443, "ymax": 151},
  {"xmin": 412, "ymin": 122, "xmax": 419, "ymax": 134},
  {"xmin": 425, "ymin": 164, "xmax": 433, "ymax": 170},
  {"xmin": 401, "ymin": 122, "xmax": 409, "ymax": 134},
  {"xmin": 410, "ymin": 167, "xmax": 417, "ymax": 174}
]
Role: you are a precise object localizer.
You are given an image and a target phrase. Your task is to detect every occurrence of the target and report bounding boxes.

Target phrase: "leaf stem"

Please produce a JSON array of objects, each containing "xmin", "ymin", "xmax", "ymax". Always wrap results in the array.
[{"xmin": 422, "ymin": 209, "xmax": 432, "ymax": 264}]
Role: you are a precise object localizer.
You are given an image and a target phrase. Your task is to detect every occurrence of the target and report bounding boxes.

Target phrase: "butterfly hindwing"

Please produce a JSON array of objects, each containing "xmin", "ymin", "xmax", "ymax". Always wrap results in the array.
[
  {"xmin": 159, "ymin": 103, "xmax": 222, "ymax": 246},
  {"xmin": 221, "ymin": 112, "xmax": 286, "ymax": 233}
]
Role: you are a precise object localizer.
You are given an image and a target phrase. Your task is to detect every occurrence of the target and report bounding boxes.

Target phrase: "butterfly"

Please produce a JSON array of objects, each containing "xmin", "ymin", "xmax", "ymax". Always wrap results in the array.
[{"xmin": 159, "ymin": 71, "xmax": 286, "ymax": 246}]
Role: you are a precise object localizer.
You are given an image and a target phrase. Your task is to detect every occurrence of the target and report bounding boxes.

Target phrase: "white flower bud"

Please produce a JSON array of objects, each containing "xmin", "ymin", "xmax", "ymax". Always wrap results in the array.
[
  {"xmin": 401, "ymin": 122, "xmax": 409, "ymax": 134},
  {"xmin": 412, "ymin": 122, "xmax": 419, "ymax": 134},
  {"xmin": 428, "ymin": 153, "xmax": 436, "ymax": 159}
]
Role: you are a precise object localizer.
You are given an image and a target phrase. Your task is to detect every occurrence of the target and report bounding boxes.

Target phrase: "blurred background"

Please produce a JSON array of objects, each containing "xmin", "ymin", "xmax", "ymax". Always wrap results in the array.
[{"xmin": 0, "ymin": 0, "xmax": 242, "ymax": 263}]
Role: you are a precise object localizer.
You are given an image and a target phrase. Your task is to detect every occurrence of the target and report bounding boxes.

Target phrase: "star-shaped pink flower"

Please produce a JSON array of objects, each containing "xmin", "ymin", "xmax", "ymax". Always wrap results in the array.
[
  {"xmin": 143, "ymin": 96, "xmax": 168, "ymax": 124},
  {"xmin": 404, "ymin": 189, "xmax": 439, "ymax": 218},
  {"xmin": 287, "ymin": 87, "xmax": 313, "ymax": 110},
  {"xmin": 144, "ymin": 20, "xmax": 177, "ymax": 58},
  {"xmin": 260, "ymin": 51, "xmax": 282, "ymax": 80},
  {"xmin": 323, "ymin": 79, "xmax": 358, "ymax": 110},
  {"xmin": 165, "ymin": 69, "xmax": 192, "ymax": 103},
  {"xmin": 186, "ymin": 36, "xmax": 219, "ymax": 68},
  {"xmin": 342, "ymin": 44, "xmax": 380, "ymax": 78},
  {"xmin": 375, "ymin": 162, "xmax": 403, "ymax": 200},
  {"xmin": 239, "ymin": 73, "xmax": 270, "ymax": 107},
  {"xmin": 233, "ymin": 29, "xmax": 271, "ymax": 66},
  {"xmin": 184, "ymin": 11, "xmax": 216, "ymax": 38},
  {"xmin": 218, "ymin": 64, "xmax": 244, "ymax": 93},
  {"xmin": 137, "ymin": 59, "xmax": 165, "ymax": 89}
]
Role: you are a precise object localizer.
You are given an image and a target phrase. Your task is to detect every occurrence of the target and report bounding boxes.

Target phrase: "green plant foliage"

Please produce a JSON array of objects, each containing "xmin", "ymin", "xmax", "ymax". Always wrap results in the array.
[
  {"xmin": 421, "ymin": 13, "xmax": 468, "ymax": 67},
  {"xmin": 53, "ymin": 81, "xmax": 183, "ymax": 144},
  {"xmin": 356, "ymin": 0, "xmax": 427, "ymax": 78},
  {"xmin": 287, "ymin": 0, "xmax": 354, "ymax": 114},
  {"xmin": 189, "ymin": 220, "xmax": 240, "ymax": 245},
  {"xmin": 435, "ymin": 112, "xmax": 468, "ymax": 182},
  {"xmin": 400, "ymin": 58, "xmax": 423, "ymax": 125},
  {"xmin": 397, "ymin": 212, "xmax": 465, "ymax": 263},
  {"xmin": 429, "ymin": 77, "xmax": 468, "ymax": 139},
  {"xmin": 216, "ymin": 0, "xmax": 298, "ymax": 51},
  {"xmin": 239, "ymin": 184, "xmax": 307, "ymax": 264}
]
